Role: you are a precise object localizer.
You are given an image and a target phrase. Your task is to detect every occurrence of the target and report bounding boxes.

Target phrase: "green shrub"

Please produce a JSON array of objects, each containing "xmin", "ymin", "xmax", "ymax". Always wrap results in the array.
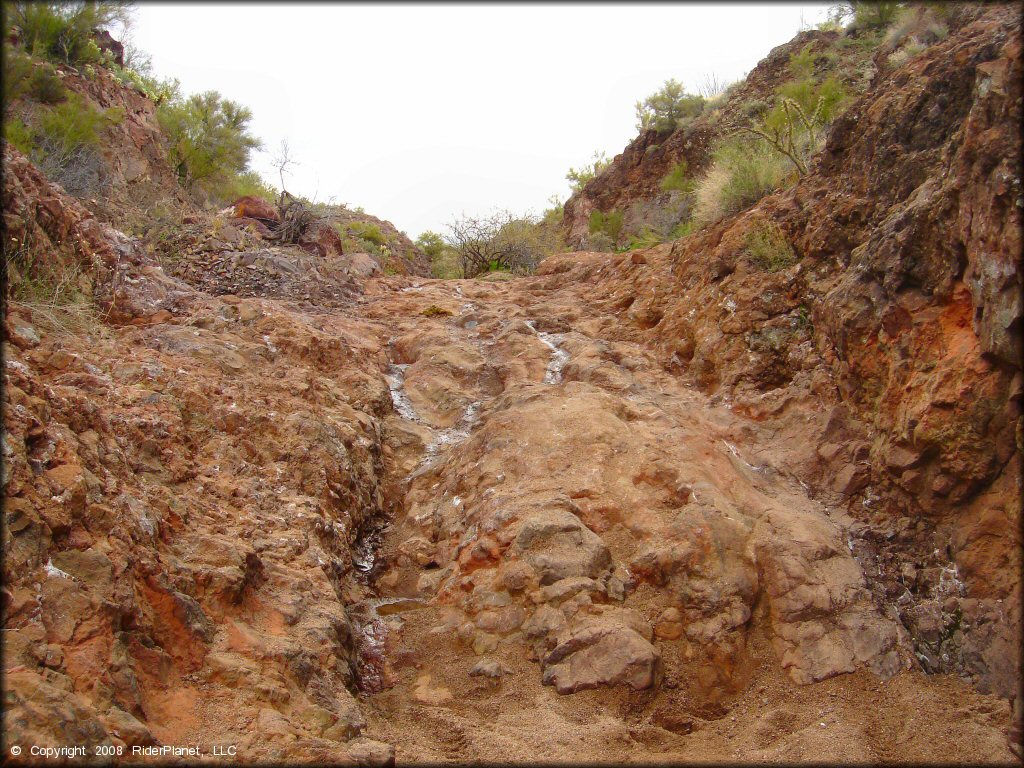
[
  {"xmin": 744, "ymin": 220, "xmax": 798, "ymax": 271},
  {"xmin": 790, "ymin": 44, "xmax": 818, "ymax": 80},
  {"xmin": 339, "ymin": 233, "xmax": 381, "ymax": 257},
  {"xmin": 635, "ymin": 79, "xmax": 705, "ymax": 133},
  {"xmin": 30, "ymin": 63, "xmax": 67, "ymax": 103},
  {"xmin": 588, "ymin": 209, "xmax": 624, "ymax": 243},
  {"xmin": 3, "ymin": 229, "xmax": 97, "ymax": 334},
  {"xmin": 36, "ymin": 94, "xmax": 118, "ymax": 150},
  {"xmin": 566, "ymin": 151, "xmax": 609, "ymax": 194},
  {"xmin": 3, "ymin": 50, "xmax": 67, "ymax": 104},
  {"xmin": 158, "ymin": 90, "xmax": 261, "ymax": 202},
  {"xmin": 693, "ymin": 138, "xmax": 790, "ymax": 226},
  {"xmin": 8, "ymin": 94, "xmax": 122, "ymax": 196},
  {"xmin": 660, "ymin": 160, "xmax": 694, "ymax": 194},
  {"xmin": 626, "ymin": 228, "xmax": 663, "ymax": 250},
  {"xmin": 778, "ymin": 74, "xmax": 845, "ymax": 123},
  {"xmin": 7, "ymin": 2, "xmax": 128, "ymax": 66},
  {"xmin": 670, "ymin": 220, "xmax": 694, "ymax": 240},
  {"xmin": 110, "ymin": 63, "xmax": 179, "ymax": 104},
  {"xmin": 851, "ymin": 2, "xmax": 901, "ymax": 30},
  {"xmin": 586, "ymin": 231, "xmax": 615, "ymax": 253},
  {"xmin": 416, "ymin": 230, "xmax": 446, "ymax": 259},
  {"xmin": 221, "ymin": 170, "xmax": 277, "ymax": 203},
  {"xmin": 417, "ymin": 230, "xmax": 462, "ymax": 277},
  {"xmin": 347, "ymin": 221, "xmax": 387, "ymax": 247},
  {"xmin": 3, "ymin": 117, "xmax": 35, "ymax": 155},
  {"xmin": 739, "ymin": 71, "xmax": 847, "ymax": 176},
  {"xmin": 741, "ymin": 98, "xmax": 771, "ymax": 120},
  {"xmin": 882, "ymin": 5, "xmax": 949, "ymax": 60},
  {"xmin": 542, "ymin": 200, "xmax": 563, "ymax": 226}
]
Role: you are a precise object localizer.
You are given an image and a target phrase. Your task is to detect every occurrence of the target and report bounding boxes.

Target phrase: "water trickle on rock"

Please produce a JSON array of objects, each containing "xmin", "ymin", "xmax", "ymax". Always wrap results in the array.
[
  {"xmin": 525, "ymin": 320, "xmax": 570, "ymax": 384},
  {"xmin": 385, "ymin": 363, "xmax": 420, "ymax": 423}
]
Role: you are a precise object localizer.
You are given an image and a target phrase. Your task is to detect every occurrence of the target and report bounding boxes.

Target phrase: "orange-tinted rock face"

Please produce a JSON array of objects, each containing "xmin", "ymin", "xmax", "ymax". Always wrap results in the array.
[{"xmin": 536, "ymin": 5, "xmax": 1022, "ymax": 699}]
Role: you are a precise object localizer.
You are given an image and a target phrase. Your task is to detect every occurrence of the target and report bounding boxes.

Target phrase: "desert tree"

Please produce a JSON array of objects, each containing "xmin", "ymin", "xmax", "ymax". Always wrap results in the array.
[
  {"xmin": 445, "ymin": 210, "xmax": 553, "ymax": 277},
  {"xmin": 635, "ymin": 79, "xmax": 706, "ymax": 133}
]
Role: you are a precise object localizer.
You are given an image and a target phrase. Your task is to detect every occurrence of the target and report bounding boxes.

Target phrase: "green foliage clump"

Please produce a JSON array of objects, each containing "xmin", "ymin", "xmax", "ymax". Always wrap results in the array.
[
  {"xmin": 670, "ymin": 220, "xmax": 695, "ymax": 240},
  {"xmin": 6, "ymin": 2, "xmax": 128, "ymax": 66},
  {"xmin": 416, "ymin": 230, "xmax": 446, "ymax": 259},
  {"xmin": 588, "ymin": 209, "xmax": 624, "ymax": 245},
  {"xmin": 660, "ymin": 160, "xmax": 694, "ymax": 194},
  {"xmin": 347, "ymin": 221, "xmax": 388, "ymax": 247},
  {"xmin": 6, "ymin": 93, "xmax": 122, "ymax": 196},
  {"xmin": 744, "ymin": 220, "xmax": 799, "ymax": 271},
  {"xmin": 221, "ymin": 170, "xmax": 277, "ymax": 203},
  {"xmin": 417, "ymin": 231, "xmax": 462, "ymax": 279},
  {"xmin": 3, "ymin": 49, "xmax": 67, "ymax": 104},
  {"xmin": 693, "ymin": 138, "xmax": 790, "ymax": 227},
  {"xmin": 566, "ymin": 151, "xmax": 609, "ymax": 194},
  {"xmin": 36, "ymin": 94, "xmax": 121, "ymax": 150},
  {"xmin": 626, "ymin": 228, "xmax": 664, "ymax": 250},
  {"xmin": 541, "ymin": 195, "xmax": 563, "ymax": 225},
  {"xmin": 734, "ymin": 42, "xmax": 847, "ymax": 178},
  {"xmin": 109, "ymin": 63, "xmax": 179, "ymax": 104},
  {"xmin": 157, "ymin": 91, "xmax": 261, "ymax": 202},
  {"xmin": 635, "ymin": 79, "xmax": 705, "ymax": 134},
  {"xmin": 3, "ymin": 117, "xmax": 35, "ymax": 155},
  {"xmin": 882, "ymin": 5, "xmax": 949, "ymax": 67},
  {"xmin": 850, "ymin": 2, "xmax": 901, "ymax": 30}
]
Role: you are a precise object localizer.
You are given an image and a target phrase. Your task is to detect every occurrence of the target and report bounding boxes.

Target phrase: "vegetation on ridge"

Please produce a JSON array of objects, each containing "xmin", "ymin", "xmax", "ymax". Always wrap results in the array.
[{"xmin": 572, "ymin": 1, "xmax": 955, "ymax": 254}]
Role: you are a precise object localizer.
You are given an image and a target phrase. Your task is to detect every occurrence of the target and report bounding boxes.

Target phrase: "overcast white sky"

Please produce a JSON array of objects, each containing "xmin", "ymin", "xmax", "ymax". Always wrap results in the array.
[{"xmin": 129, "ymin": 3, "xmax": 830, "ymax": 238}]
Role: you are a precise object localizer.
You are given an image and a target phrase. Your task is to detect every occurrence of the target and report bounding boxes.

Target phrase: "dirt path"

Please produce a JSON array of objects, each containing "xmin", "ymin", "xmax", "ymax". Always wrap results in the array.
[{"xmin": 340, "ymin": 274, "xmax": 1015, "ymax": 764}]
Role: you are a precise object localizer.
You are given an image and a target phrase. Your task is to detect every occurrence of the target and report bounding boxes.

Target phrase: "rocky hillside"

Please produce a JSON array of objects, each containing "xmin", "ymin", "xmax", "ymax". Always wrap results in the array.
[
  {"xmin": 551, "ymin": 2, "xmax": 1021, "ymax": 697},
  {"xmin": 2, "ymin": 5, "xmax": 1020, "ymax": 765},
  {"xmin": 561, "ymin": 27, "xmax": 855, "ymax": 247},
  {"xmin": 3, "ymin": 49, "xmax": 428, "ymax": 279}
]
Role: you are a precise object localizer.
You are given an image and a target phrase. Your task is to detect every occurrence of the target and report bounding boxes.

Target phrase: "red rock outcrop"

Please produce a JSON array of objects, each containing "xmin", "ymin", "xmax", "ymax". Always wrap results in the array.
[{"xmin": 540, "ymin": 3, "xmax": 1022, "ymax": 698}]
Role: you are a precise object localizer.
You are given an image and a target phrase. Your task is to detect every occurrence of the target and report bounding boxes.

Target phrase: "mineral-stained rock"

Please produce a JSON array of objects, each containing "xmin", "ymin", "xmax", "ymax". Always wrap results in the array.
[
  {"xmin": 512, "ymin": 509, "xmax": 611, "ymax": 585},
  {"xmin": 345, "ymin": 737, "xmax": 396, "ymax": 767},
  {"xmin": 469, "ymin": 657, "xmax": 505, "ymax": 679},
  {"xmin": 541, "ymin": 614, "xmax": 662, "ymax": 694},
  {"xmin": 229, "ymin": 195, "xmax": 281, "ymax": 223}
]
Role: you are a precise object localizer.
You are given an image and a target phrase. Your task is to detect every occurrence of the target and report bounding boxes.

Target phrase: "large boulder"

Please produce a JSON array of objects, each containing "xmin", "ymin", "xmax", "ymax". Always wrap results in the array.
[
  {"xmin": 752, "ymin": 509, "xmax": 902, "ymax": 684},
  {"xmin": 541, "ymin": 614, "xmax": 662, "ymax": 694},
  {"xmin": 299, "ymin": 220, "xmax": 345, "ymax": 259},
  {"xmin": 228, "ymin": 195, "xmax": 280, "ymax": 224},
  {"xmin": 512, "ymin": 509, "xmax": 611, "ymax": 586}
]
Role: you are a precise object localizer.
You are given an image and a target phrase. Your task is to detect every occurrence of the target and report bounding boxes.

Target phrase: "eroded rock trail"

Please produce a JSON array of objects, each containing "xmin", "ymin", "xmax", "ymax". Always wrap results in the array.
[
  {"xmin": 330, "ymin": 275, "xmax": 1015, "ymax": 763},
  {"xmin": 3, "ymin": 6, "xmax": 1019, "ymax": 761},
  {"xmin": 2, "ymin": 252, "xmax": 1015, "ymax": 763}
]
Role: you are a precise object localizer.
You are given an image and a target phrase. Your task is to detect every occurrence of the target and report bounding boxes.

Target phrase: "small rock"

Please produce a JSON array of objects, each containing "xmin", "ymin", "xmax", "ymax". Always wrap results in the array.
[
  {"xmin": 398, "ymin": 536, "xmax": 435, "ymax": 566},
  {"xmin": 469, "ymin": 658, "xmax": 505, "ymax": 680},
  {"xmin": 472, "ymin": 632, "xmax": 499, "ymax": 655},
  {"xmin": 6, "ymin": 318, "xmax": 40, "ymax": 348},
  {"xmin": 412, "ymin": 674, "xmax": 453, "ymax": 706},
  {"xmin": 346, "ymin": 737, "xmax": 395, "ymax": 767}
]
